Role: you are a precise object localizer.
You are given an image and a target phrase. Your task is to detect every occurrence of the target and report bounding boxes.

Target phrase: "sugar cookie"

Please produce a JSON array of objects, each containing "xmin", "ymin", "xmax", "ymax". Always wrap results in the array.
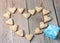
[
  {"xmin": 22, "ymin": 13, "xmax": 31, "ymax": 19},
  {"xmin": 16, "ymin": 29, "xmax": 24, "ymax": 37},
  {"xmin": 25, "ymin": 34, "xmax": 34, "ymax": 41},
  {"xmin": 43, "ymin": 9, "xmax": 50, "ymax": 15},
  {"xmin": 28, "ymin": 9, "xmax": 35, "ymax": 15},
  {"xmin": 10, "ymin": 24, "xmax": 18, "ymax": 32},
  {"xmin": 43, "ymin": 15, "xmax": 52, "ymax": 23},
  {"xmin": 35, "ymin": 6, "xmax": 42, "ymax": 13},
  {"xmin": 18, "ymin": 8, "xmax": 25, "ymax": 14},
  {"xmin": 6, "ymin": 18, "xmax": 14, "ymax": 25},
  {"xmin": 3, "ymin": 11, "xmax": 11, "ymax": 19},
  {"xmin": 8, "ymin": 7, "xmax": 16, "ymax": 13},
  {"xmin": 40, "ymin": 22, "xmax": 48, "ymax": 29},
  {"xmin": 34, "ymin": 28, "xmax": 43, "ymax": 35}
]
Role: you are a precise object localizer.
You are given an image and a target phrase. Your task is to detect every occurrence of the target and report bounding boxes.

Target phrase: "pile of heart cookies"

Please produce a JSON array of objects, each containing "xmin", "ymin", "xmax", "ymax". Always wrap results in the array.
[{"xmin": 3, "ymin": 6, "xmax": 52, "ymax": 41}]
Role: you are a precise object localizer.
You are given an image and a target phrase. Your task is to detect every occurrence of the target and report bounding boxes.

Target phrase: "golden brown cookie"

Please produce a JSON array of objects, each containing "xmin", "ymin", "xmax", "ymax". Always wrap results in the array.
[
  {"xmin": 6, "ymin": 18, "xmax": 14, "ymax": 25},
  {"xmin": 10, "ymin": 24, "xmax": 18, "ymax": 32},
  {"xmin": 25, "ymin": 34, "xmax": 34, "ymax": 41},
  {"xmin": 18, "ymin": 8, "xmax": 25, "ymax": 14},
  {"xmin": 42, "ymin": 9, "xmax": 50, "ymax": 15},
  {"xmin": 8, "ymin": 7, "xmax": 17, "ymax": 13},
  {"xmin": 34, "ymin": 28, "xmax": 43, "ymax": 35},
  {"xmin": 40, "ymin": 21, "xmax": 48, "ymax": 29},
  {"xmin": 35, "ymin": 6, "xmax": 42, "ymax": 13},
  {"xmin": 28, "ymin": 9, "xmax": 35, "ymax": 15},
  {"xmin": 43, "ymin": 15, "xmax": 52, "ymax": 23},
  {"xmin": 15, "ymin": 29, "xmax": 24, "ymax": 37},
  {"xmin": 3, "ymin": 11, "xmax": 11, "ymax": 19},
  {"xmin": 22, "ymin": 13, "xmax": 31, "ymax": 19}
]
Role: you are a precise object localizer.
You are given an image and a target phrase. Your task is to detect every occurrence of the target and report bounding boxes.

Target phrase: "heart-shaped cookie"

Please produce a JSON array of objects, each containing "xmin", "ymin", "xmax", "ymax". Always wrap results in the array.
[
  {"xmin": 43, "ymin": 15, "xmax": 52, "ymax": 23},
  {"xmin": 3, "ymin": 11, "xmax": 11, "ymax": 19},
  {"xmin": 34, "ymin": 28, "xmax": 43, "ymax": 35},
  {"xmin": 28, "ymin": 9, "xmax": 35, "ymax": 15},
  {"xmin": 35, "ymin": 6, "xmax": 42, "ymax": 13},
  {"xmin": 6, "ymin": 18, "xmax": 14, "ymax": 25},
  {"xmin": 25, "ymin": 34, "xmax": 34, "ymax": 41},
  {"xmin": 22, "ymin": 13, "xmax": 31, "ymax": 19},
  {"xmin": 15, "ymin": 29, "xmax": 24, "ymax": 37},
  {"xmin": 18, "ymin": 8, "xmax": 25, "ymax": 14},
  {"xmin": 42, "ymin": 9, "xmax": 50, "ymax": 15},
  {"xmin": 40, "ymin": 22, "xmax": 48, "ymax": 29},
  {"xmin": 10, "ymin": 24, "xmax": 18, "ymax": 32},
  {"xmin": 8, "ymin": 7, "xmax": 17, "ymax": 14}
]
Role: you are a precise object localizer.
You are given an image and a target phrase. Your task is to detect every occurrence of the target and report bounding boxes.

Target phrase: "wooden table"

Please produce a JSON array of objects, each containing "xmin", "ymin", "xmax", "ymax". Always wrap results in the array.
[{"xmin": 0, "ymin": 0, "xmax": 60, "ymax": 43}]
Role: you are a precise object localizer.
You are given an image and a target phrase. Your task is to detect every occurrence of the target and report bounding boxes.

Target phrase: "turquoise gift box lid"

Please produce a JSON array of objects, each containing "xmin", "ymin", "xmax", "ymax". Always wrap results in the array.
[{"xmin": 44, "ymin": 24, "xmax": 60, "ymax": 39}]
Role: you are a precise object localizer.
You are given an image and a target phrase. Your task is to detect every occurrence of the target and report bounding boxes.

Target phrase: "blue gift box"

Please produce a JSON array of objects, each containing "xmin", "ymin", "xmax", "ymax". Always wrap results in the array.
[{"xmin": 44, "ymin": 24, "xmax": 60, "ymax": 39}]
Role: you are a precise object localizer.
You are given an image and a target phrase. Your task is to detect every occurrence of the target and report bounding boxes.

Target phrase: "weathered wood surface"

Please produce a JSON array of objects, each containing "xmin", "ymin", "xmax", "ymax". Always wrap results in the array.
[
  {"xmin": 0, "ymin": 0, "xmax": 60, "ymax": 43},
  {"xmin": 53, "ymin": 0, "xmax": 60, "ymax": 26}
]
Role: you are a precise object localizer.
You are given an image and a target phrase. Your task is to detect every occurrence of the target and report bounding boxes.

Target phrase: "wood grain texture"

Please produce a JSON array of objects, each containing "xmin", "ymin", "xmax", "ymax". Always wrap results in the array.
[
  {"xmin": 26, "ymin": 0, "xmax": 44, "ymax": 43},
  {"xmin": 42, "ymin": 0, "xmax": 58, "ymax": 43},
  {"xmin": 6, "ymin": 0, "xmax": 14, "ymax": 43},
  {"xmin": 0, "ymin": 0, "xmax": 60, "ymax": 43},
  {"xmin": 53, "ymin": 0, "xmax": 60, "ymax": 43},
  {"xmin": 0, "ymin": 0, "xmax": 13, "ymax": 43},
  {"xmin": 12, "ymin": 0, "xmax": 30, "ymax": 43},
  {"xmin": 26, "ymin": 0, "xmax": 58, "ymax": 43},
  {"xmin": 53, "ymin": 0, "xmax": 60, "ymax": 26},
  {"xmin": 0, "ymin": 0, "xmax": 7, "ymax": 43}
]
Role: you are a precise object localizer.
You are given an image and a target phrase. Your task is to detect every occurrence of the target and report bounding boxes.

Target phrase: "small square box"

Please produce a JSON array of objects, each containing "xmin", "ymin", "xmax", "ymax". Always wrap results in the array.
[{"xmin": 44, "ymin": 24, "xmax": 60, "ymax": 39}]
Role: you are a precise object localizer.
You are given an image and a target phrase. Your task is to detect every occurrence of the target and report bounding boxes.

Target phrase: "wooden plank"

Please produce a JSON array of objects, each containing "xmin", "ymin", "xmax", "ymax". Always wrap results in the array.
[
  {"xmin": 42, "ymin": 0, "xmax": 59, "ymax": 43},
  {"xmin": 0, "ymin": 0, "xmax": 14, "ymax": 43},
  {"xmin": 0, "ymin": 0, "xmax": 13, "ymax": 43},
  {"xmin": 26, "ymin": 0, "xmax": 45, "ymax": 43},
  {"xmin": 6, "ymin": 0, "xmax": 14, "ymax": 43},
  {"xmin": 0, "ymin": 0, "xmax": 59, "ymax": 43},
  {"xmin": 26, "ymin": 0, "xmax": 58, "ymax": 43},
  {"xmin": 53, "ymin": 0, "xmax": 60, "ymax": 26},
  {"xmin": 53, "ymin": 0, "xmax": 60, "ymax": 43},
  {"xmin": 0, "ymin": 0, "xmax": 6, "ymax": 43},
  {"xmin": 12, "ymin": 0, "xmax": 30, "ymax": 43}
]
